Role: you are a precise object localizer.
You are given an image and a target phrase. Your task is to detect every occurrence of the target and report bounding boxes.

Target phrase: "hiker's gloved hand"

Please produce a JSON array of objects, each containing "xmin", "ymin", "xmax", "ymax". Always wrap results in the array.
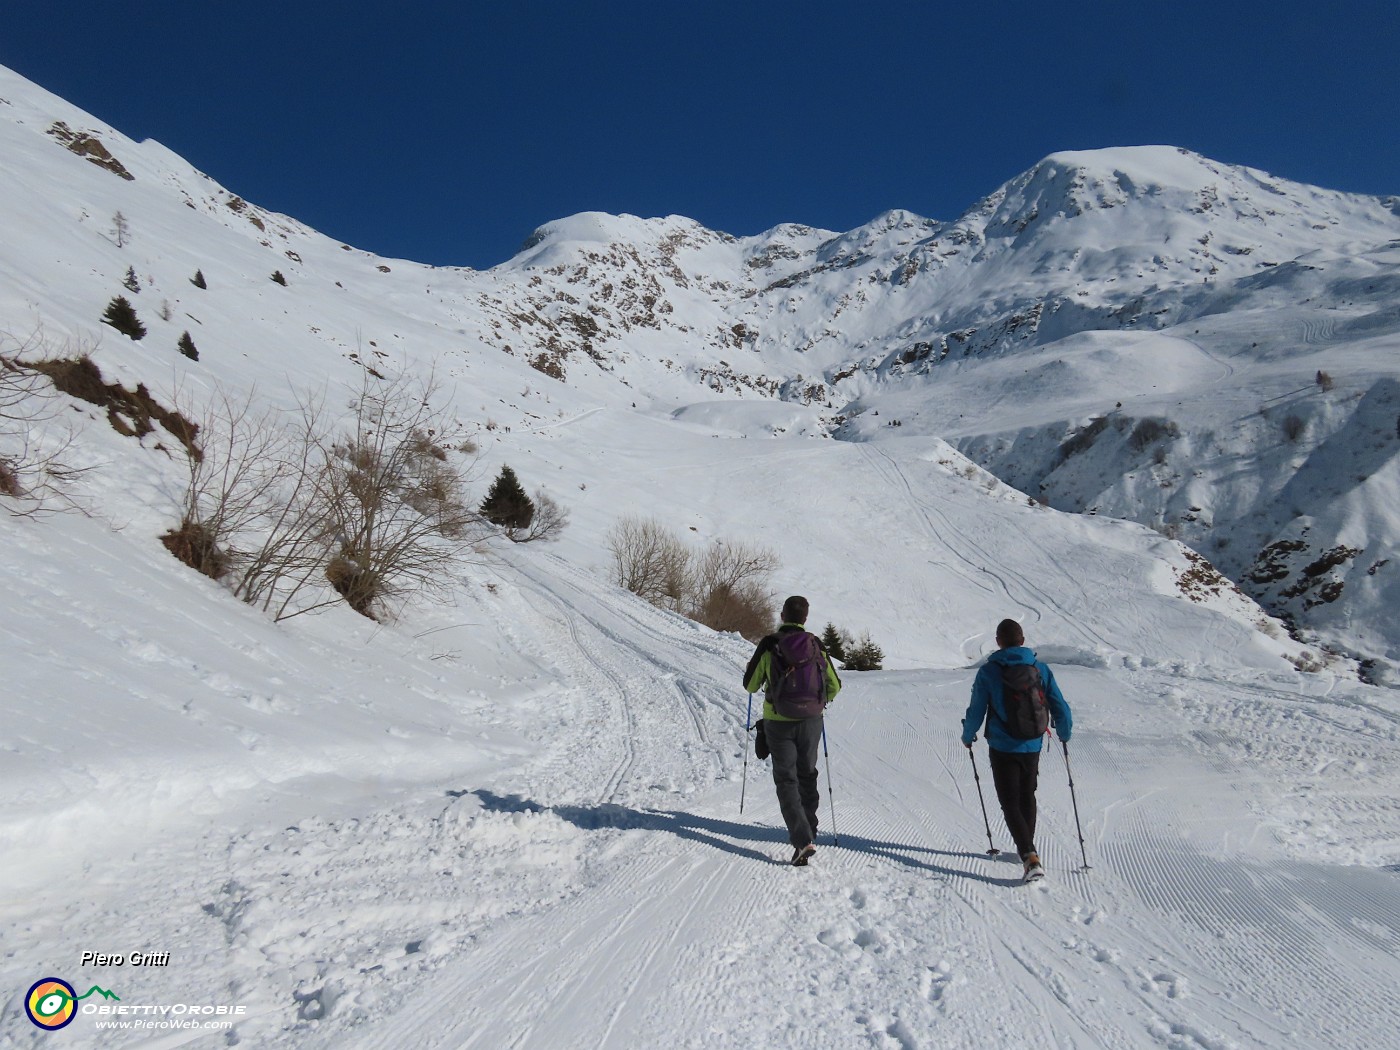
[
  {"xmin": 1057, "ymin": 730, "xmax": 1071, "ymax": 743},
  {"xmin": 963, "ymin": 737, "xmax": 975, "ymax": 748}
]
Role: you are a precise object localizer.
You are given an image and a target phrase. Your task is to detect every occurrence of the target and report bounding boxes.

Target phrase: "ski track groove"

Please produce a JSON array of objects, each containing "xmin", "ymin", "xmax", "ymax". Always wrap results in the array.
[
  {"xmin": 506, "ymin": 552, "xmax": 742, "ymax": 805},
  {"xmin": 516, "ymin": 551, "xmax": 742, "ymax": 747},
  {"xmin": 817, "ymin": 720, "xmax": 1151, "ymax": 1048},
  {"xmin": 1300, "ymin": 316, "xmax": 1339, "ymax": 346},
  {"xmin": 931, "ymin": 713, "xmax": 1398, "ymax": 1050},
  {"xmin": 1102, "ymin": 796, "xmax": 1400, "ymax": 1044},
  {"xmin": 864, "ymin": 444, "xmax": 1114, "ymax": 652},
  {"xmin": 507, "ymin": 570, "xmax": 640, "ymax": 804},
  {"xmin": 860, "ymin": 444, "xmax": 1013, "ymax": 604}
]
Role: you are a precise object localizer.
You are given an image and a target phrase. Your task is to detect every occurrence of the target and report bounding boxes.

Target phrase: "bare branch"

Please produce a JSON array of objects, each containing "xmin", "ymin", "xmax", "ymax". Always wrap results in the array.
[
  {"xmin": 513, "ymin": 488, "xmax": 569, "ymax": 543},
  {"xmin": 0, "ymin": 331, "xmax": 93, "ymax": 516},
  {"xmin": 607, "ymin": 515, "xmax": 691, "ymax": 610}
]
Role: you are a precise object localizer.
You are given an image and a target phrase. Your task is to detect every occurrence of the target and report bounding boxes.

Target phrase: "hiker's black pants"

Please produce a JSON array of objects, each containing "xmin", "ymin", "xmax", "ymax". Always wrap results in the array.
[
  {"xmin": 989, "ymin": 747, "xmax": 1040, "ymax": 858},
  {"xmin": 767, "ymin": 715, "xmax": 822, "ymax": 848}
]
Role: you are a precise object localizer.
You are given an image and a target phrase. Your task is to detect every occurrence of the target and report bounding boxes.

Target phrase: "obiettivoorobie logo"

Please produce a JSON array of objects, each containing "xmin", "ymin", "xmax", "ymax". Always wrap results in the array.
[{"xmin": 25, "ymin": 978, "xmax": 120, "ymax": 1031}]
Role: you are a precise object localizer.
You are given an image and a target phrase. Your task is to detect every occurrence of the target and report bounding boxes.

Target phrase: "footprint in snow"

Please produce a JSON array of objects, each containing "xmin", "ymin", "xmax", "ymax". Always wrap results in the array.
[{"xmin": 921, "ymin": 960, "xmax": 953, "ymax": 1002}]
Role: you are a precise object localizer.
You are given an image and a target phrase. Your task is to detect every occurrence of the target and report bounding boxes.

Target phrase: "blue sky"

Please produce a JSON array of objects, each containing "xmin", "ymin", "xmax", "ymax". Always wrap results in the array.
[{"xmin": 4, "ymin": 1, "xmax": 1397, "ymax": 269}]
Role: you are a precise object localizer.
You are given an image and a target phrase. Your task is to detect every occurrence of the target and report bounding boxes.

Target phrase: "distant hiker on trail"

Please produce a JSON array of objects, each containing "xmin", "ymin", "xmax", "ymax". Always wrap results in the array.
[
  {"xmin": 962, "ymin": 619, "xmax": 1073, "ymax": 881},
  {"xmin": 743, "ymin": 595, "xmax": 842, "ymax": 866}
]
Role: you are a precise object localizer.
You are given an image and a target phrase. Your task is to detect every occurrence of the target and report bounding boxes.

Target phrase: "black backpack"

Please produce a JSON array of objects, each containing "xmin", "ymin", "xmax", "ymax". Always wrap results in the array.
[{"xmin": 1000, "ymin": 663, "xmax": 1049, "ymax": 739}]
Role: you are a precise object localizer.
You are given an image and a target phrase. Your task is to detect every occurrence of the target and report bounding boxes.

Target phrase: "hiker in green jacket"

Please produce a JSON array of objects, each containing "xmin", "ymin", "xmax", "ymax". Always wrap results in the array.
[{"xmin": 743, "ymin": 596, "xmax": 842, "ymax": 865}]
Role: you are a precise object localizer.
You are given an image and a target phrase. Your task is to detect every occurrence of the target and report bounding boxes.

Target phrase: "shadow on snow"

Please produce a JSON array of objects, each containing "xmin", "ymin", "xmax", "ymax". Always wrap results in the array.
[{"xmin": 454, "ymin": 789, "xmax": 1022, "ymax": 887}]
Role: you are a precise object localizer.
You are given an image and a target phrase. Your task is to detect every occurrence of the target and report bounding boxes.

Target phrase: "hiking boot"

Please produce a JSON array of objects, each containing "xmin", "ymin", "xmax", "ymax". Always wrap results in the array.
[
  {"xmin": 792, "ymin": 843, "xmax": 817, "ymax": 867},
  {"xmin": 1022, "ymin": 852, "xmax": 1045, "ymax": 880}
]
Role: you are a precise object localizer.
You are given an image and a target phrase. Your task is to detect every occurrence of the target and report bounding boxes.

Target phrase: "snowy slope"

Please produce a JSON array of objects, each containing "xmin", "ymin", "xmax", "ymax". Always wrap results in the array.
[
  {"xmin": 8, "ymin": 55, "xmax": 1397, "ymax": 666},
  {"xmin": 4, "ymin": 498, "xmax": 1399, "ymax": 1049},
  {"xmin": 2, "ymin": 63, "xmax": 1400, "ymax": 1050}
]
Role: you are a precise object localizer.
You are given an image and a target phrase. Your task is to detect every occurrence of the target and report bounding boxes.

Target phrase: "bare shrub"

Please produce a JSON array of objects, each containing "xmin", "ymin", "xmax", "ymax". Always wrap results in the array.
[
  {"xmin": 691, "ymin": 580, "xmax": 773, "ymax": 641},
  {"xmin": 324, "ymin": 554, "xmax": 382, "ymax": 617},
  {"xmin": 160, "ymin": 518, "xmax": 230, "ymax": 580},
  {"xmin": 608, "ymin": 517, "xmax": 776, "ymax": 638},
  {"xmin": 168, "ymin": 384, "xmax": 314, "ymax": 593},
  {"xmin": 0, "ymin": 456, "xmax": 20, "ymax": 498},
  {"xmin": 515, "ymin": 488, "xmax": 569, "ymax": 543},
  {"xmin": 1128, "ymin": 416, "xmax": 1180, "ymax": 452},
  {"xmin": 685, "ymin": 538, "xmax": 777, "ymax": 636},
  {"xmin": 168, "ymin": 373, "xmax": 484, "ymax": 622},
  {"xmin": 0, "ymin": 336, "xmax": 89, "ymax": 513},
  {"xmin": 229, "ymin": 397, "xmax": 337, "ymax": 617},
  {"xmin": 1289, "ymin": 649, "xmax": 1325, "ymax": 673},
  {"xmin": 1282, "ymin": 414, "xmax": 1307, "ymax": 443},
  {"xmin": 608, "ymin": 515, "xmax": 691, "ymax": 609},
  {"xmin": 306, "ymin": 371, "xmax": 487, "ymax": 619},
  {"xmin": 1056, "ymin": 415, "xmax": 1110, "ymax": 464},
  {"xmin": 1315, "ymin": 370, "xmax": 1334, "ymax": 392}
]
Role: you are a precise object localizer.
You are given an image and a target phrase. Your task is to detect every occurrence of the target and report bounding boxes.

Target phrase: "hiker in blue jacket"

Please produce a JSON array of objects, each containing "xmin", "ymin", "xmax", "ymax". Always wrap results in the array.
[
  {"xmin": 962, "ymin": 619, "xmax": 1072, "ymax": 880},
  {"xmin": 743, "ymin": 595, "xmax": 842, "ymax": 866}
]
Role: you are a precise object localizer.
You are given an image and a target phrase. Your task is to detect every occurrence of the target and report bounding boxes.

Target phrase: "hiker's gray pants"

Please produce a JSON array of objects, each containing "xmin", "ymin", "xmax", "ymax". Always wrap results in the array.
[{"xmin": 767, "ymin": 715, "xmax": 822, "ymax": 848}]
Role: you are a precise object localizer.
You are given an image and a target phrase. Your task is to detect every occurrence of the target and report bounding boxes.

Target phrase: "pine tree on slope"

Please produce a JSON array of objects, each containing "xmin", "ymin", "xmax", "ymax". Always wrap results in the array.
[{"xmin": 480, "ymin": 465, "xmax": 535, "ymax": 535}]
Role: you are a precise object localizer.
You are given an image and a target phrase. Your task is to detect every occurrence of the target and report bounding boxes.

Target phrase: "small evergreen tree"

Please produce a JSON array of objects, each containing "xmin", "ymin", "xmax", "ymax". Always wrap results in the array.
[
  {"xmin": 122, "ymin": 266, "xmax": 140, "ymax": 293},
  {"xmin": 844, "ymin": 632, "xmax": 884, "ymax": 671},
  {"xmin": 101, "ymin": 295, "xmax": 146, "ymax": 340},
  {"xmin": 177, "ymin": 331, "xmax": 199, "ymax": 361},
  {"xmin": 270, "ymin": 270, "xmax": 287, "ymax": 286},
  {"xmin": 480, "ymin": 465, "xmax": 534, "ymax": 534},
  {"xmin": 821, "ymin": 623, "xmax": 846, "ymax": 662},
  {"xmin": 191, "ymin": 269, "xmax": 207, "ymax": 289}
]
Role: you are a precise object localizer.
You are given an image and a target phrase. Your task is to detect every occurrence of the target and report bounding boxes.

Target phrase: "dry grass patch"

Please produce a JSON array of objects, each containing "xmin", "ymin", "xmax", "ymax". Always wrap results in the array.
[{"xmin": 29, "ymin": 356, "xmax": 200, "ymax": 457}]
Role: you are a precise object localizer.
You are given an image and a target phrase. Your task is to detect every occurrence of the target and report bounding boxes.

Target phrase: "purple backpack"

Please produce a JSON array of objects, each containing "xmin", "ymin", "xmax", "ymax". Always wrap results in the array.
[{"xmin": 769, "ymin": 631, "xmax": 829, "ymax": 718}]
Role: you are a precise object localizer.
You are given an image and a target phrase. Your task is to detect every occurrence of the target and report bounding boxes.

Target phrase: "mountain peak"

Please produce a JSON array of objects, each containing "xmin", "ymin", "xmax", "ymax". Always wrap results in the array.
[
  {"xmin": 1039, "ymin": 145, "xmax": 1217, "ymax": 186},
  {"xmin": 515, "ymin": 212, "xmax": 717, "ymax": 263}
]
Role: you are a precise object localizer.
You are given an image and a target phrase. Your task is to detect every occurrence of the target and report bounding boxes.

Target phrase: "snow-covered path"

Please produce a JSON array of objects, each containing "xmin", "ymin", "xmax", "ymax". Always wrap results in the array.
[
  {"xmin": 262, "ymin": 664, "xmax": 1400, "ymax": 1050},
  {"xmin": 9, "ymin": 537, "xmax": 1397, "ymax": 1050}
]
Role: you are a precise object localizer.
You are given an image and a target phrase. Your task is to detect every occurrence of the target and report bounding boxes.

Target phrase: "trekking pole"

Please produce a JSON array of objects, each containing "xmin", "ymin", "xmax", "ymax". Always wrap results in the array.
[
  {"xmin": 740, "ymin": 693, "xmax": 753, "ymax": 815},
  {"xmin": 1061, "ymin": 740, "xmax": 1092, "ymax": 870},
  {"xmin": 821, "ymin": 723, "xmax": 839, "ymax": 846},
  {"xmin": 967, "ymin": 746, "xmax": 1000, "ymax": 856}
]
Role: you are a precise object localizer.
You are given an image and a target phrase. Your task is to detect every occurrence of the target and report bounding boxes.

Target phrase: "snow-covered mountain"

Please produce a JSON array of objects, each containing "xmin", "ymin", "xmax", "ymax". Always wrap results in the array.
[
  {"xmin": 3, "ymin": 62, "xmax": 1400, "ymax": 1050},
  {"xmin": 6, "ymin": 61, "xmax": 1397, "ymax": 671}
]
